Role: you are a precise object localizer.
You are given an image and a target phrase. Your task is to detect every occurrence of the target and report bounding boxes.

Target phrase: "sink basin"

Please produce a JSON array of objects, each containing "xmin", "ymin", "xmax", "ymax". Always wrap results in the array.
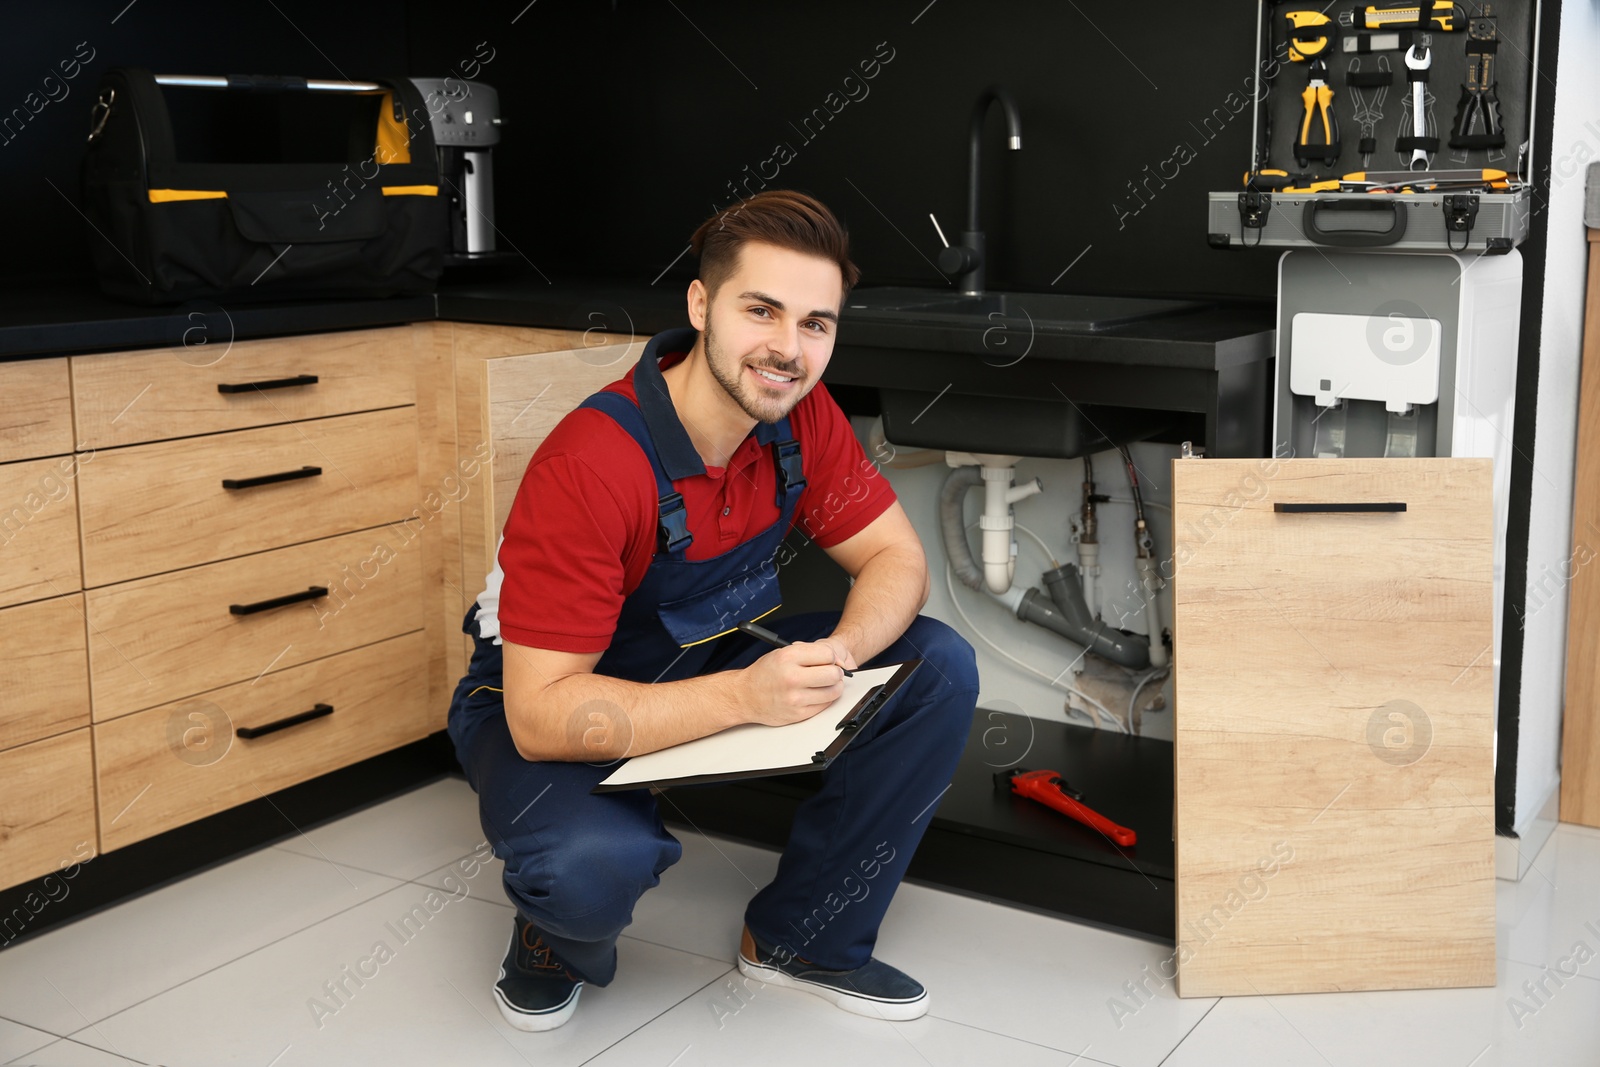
[{"xmin": 844, "ymin": 287, "xmax": 1207, "ymax": 332}]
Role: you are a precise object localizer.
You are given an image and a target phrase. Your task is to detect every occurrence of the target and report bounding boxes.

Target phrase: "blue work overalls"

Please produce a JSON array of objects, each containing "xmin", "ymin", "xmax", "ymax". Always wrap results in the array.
[{"xmin": 446, "ymin": 329, "xmax": 978, "ymax": 985}]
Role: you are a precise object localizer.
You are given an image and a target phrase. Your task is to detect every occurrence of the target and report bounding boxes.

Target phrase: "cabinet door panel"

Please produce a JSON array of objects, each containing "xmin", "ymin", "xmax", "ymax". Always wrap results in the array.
[
  {"xmin": 1172, "ymin": 457, "xmax": 1495, "ymax": 996},
  {"xmin": 0, "ymin": 358, "xmax": 73, "ymax": 463},
  {"xmin": 0, "ymin": 595, "xmax": 90, "ymax": 748},
  {"xmin": 0, "ymin": 456, "xmax": 83, "ymax": 608},
  {"xmin": 0, "ymin": 730, "xmax": 96, "ymax": 889}
]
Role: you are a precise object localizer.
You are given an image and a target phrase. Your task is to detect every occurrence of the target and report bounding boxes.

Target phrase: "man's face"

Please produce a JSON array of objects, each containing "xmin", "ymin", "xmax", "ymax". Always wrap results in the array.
[{"xmin": 690, "ymin": 241, "xmax": 842, "ymax": 425}]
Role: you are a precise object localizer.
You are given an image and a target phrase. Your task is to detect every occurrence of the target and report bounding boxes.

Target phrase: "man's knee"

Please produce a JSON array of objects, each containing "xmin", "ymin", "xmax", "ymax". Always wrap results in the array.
[
  {"xmin": 503, "ymin": 820, "xmax": 681, "ymax": 939},
  {"xmin": 904, "ymin": 615, "xmax": 980, "ymax": 695}
]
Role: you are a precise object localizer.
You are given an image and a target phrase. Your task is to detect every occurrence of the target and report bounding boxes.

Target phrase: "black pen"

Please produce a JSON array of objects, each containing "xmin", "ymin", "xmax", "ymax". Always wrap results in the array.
[{"xmin": 736, "ymin": 621, "xmax": 854, "ymax": 677}]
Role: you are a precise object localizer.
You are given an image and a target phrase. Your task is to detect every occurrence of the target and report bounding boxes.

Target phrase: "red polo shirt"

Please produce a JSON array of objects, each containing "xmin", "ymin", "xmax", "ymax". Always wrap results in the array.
[{"xmin": 494, "ymin": 345, "xmax": 898, "ymax": 653}]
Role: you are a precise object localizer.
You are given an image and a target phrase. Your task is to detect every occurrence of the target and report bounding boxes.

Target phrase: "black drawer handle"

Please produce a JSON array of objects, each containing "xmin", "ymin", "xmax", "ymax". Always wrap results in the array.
[
  {"xmin": 229, "ymin": 585, "xmax": 329, "ymax": 616},
  {"xmin": 236, "ymin": 703, "xmax": 334, "ymax": 739},
  {"xmin": 217, "ymin": 374, "xmax": 319, "ymax": 394},
  {"xmin": 1275, "ymin": 502, "xmax": 1407, "ymax": 513},
  {"xmin": 222, "ymin": 465, "xmax": 321, "ymax": 490}
]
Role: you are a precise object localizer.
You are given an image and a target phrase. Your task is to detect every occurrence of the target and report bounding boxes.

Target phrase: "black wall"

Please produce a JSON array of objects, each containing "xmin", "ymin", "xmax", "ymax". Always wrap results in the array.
[{"xmin": 7, "ymin": 0, "xmax": 1279, "ymax": 301}]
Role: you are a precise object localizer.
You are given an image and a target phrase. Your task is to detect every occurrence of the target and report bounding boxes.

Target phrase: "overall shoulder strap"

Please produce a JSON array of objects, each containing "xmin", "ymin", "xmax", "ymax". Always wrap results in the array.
[
  {"xmin": 577, "ymin": 391, "xmax": 692, "ymax": 558},
  {"xmin": 770, "ymin": 415, "xmax": 806, "ymax": 509}
]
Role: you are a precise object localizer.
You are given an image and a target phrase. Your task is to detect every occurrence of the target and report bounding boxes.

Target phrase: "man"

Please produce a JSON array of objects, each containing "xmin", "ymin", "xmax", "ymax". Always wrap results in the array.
[{"xmin": 446, "ymin": 189, "xmax": 978, "ymax": 1032}]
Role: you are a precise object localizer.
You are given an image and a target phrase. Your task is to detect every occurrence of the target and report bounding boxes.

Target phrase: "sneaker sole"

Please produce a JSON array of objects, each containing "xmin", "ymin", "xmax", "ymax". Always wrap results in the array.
[
  {"xmin": 737, "ymin": 954, "xmax": 929, "ymax": 1021},
  {"xmin": 493, "ymin": 968, "xmax": 582, "ymax": 1032}
]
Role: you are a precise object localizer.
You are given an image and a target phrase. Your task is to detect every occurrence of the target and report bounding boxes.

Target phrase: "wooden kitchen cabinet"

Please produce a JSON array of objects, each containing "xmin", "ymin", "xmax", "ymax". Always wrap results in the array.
[
  {"xmin": 0, "ymin": 319, "xmax": 644, "ymax": 892},
  {"xmin": 1171, "ymin": 457, "xmax": 1496, "ymax": 996},
  {"xmin": 1561, "ymin": 229, "xmax": 1600, "ymax": 828},
  {"xmin": 65, "ymin": 326, "xmax": 441, "ymax": 859}
]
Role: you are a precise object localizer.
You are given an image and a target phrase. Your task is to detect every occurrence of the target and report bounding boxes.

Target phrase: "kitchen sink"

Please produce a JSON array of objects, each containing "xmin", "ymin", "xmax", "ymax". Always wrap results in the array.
[{"xmin": 843, "ymin": 287, "xmax": 1207, "ymax": 332}]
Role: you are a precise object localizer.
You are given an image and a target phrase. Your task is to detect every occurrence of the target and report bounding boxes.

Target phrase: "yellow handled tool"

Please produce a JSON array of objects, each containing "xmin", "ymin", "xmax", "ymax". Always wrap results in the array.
[
  {"xmin": 1285, "ymin": 10, "xmax": 1335, "ymax": 61},
  {"xmin": 1340, "ymin": 1, "xmax": 1455, "ymax": 31},
  {"xmin": 1296, "ymin": 59, "xmax": 1340, "ymax": 167}
]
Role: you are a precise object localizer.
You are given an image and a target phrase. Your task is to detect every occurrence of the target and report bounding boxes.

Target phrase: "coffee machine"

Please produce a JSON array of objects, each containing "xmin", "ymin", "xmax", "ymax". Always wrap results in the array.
[{"xmin": 406, "ymin": 77, "xmax": 502, "ymax": 262}]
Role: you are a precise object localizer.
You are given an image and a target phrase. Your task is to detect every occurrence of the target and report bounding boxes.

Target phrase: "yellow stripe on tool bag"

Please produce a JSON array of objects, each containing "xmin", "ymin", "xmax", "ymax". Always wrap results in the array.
[{"xmin": 147, "ymin": 189, "xmax": 228, "ymax": 203}]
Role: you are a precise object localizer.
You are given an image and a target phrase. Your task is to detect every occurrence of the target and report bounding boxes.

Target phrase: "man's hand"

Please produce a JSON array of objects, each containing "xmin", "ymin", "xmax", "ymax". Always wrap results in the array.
[
  {"xmin": 743, "ymin": 641, "xmax": 853, "ymax": 727},
  {"xmin": 814, "ymin": 635, "xmax": 859, "ymax": 673}
]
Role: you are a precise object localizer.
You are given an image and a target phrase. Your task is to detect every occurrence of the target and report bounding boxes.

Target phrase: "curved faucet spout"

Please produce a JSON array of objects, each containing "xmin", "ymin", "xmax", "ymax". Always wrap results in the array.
[{"xmin": 967, "ymin": 85, "xmax": 1023, "ymax": 233}]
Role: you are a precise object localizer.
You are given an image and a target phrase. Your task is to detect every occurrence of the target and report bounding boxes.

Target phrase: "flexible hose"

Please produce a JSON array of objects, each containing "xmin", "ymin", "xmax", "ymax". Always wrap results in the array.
[{"xmin": 940, "ymin": 464, "xmax": 988, "ymax": 591}]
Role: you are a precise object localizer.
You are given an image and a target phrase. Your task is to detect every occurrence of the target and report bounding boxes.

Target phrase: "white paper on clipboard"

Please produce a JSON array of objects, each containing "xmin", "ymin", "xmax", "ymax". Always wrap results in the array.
[{"xmin": 594, "ymin": 661, "xmax": 916, "ymax": 791}]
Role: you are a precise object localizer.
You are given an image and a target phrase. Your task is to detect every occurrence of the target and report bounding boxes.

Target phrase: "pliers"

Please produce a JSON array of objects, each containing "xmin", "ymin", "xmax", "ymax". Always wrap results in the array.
[{"xmin": 1297, "ymin": 57, "xmax": 1340, "ymax": 168}]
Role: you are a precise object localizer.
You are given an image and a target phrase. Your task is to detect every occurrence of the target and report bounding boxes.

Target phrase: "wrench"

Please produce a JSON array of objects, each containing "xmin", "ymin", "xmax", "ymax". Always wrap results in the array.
[{"xmin": 1405, "ymin": 43, "xmax": 1432, "ymax": 171}]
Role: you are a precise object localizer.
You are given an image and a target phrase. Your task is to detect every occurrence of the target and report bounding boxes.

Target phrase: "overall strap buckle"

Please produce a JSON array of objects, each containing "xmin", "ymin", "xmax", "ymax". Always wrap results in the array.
[
  {"xmin": 773, "ymin": 438, "xmax": 806, "ymax": 506},
  {"xmin": 657, "ymin": 491, "xmax": 693, "ymax": 555}
]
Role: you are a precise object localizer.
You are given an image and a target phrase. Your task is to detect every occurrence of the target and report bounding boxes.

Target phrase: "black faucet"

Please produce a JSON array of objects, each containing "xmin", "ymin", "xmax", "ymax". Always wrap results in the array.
[{"xmin": 935, "ymin": 85, "xmax": 1023, "ymax": 295}]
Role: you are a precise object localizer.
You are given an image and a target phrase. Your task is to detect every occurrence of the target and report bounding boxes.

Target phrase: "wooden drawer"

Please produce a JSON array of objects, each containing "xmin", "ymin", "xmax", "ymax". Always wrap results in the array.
[
  {"xmin": 0, "ymin": 729, "xmax": 96, "ymax": 888},
  {"xmin": 0, "ymin": 359, "xmax": 73, "ymax": 463},
  {"xmin": 0, "ymin": 595, "xmax": 90, "ymax": 749},
  {"xmin": 0, "ymin": 455, "xmax": 84, "ymax": 608},
  {"xmin": 71, "ymin": 327, "xmax": 416, "ymax": 449},
  {"xmin": 86, "ymin": 527, "xmax": 423, "ymax": 720},
  {"xmin": 1172, "ymin": 457, "xmax": 1495, "ymax": 996},
  {"xmin": 79, "ymin": 407, "xmax": 419, "ymax": 587},
  {"xmin": 95, "ymin": 631, "xmax": 429, "ymax": 851}
]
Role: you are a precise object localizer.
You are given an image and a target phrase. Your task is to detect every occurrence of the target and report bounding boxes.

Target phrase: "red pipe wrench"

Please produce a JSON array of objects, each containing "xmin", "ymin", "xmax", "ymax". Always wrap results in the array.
[{"xmin": 996, "ymin": 768, "xmax": 1137, "ymax": 847}]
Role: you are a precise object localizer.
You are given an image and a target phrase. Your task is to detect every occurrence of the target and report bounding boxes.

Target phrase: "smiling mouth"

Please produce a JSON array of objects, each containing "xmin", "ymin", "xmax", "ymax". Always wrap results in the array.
[{"xmin": 749, "ymin": 365, "xmax": 799, "ymax": 387}]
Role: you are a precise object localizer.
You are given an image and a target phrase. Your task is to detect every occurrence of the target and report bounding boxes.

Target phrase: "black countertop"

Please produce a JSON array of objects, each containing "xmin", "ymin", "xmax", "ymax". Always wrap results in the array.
[
  {"xmin": 1, "ymin": 272, "xmax": 1275, "ymax": 370},
  {"xmin": 439, "ymin": 276, "xmax": 1276, "ymax": 372},
  {"xmin": 0, "ymin": 279, "xmax": 436, "ymax": 361}
]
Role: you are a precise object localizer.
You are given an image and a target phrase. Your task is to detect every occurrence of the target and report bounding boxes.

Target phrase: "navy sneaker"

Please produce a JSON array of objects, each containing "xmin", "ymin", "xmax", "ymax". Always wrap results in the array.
[
  {"xmin": 494, "ymin": 916, "xmax": 583, "ymax": 1031},
  {"xmin": 737, "ymin": 925, "xmax": 929, "ymax": 1020}
]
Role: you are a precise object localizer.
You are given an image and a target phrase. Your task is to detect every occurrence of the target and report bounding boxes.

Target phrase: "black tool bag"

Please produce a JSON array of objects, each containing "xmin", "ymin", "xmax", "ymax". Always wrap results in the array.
[{"xmin": 80, "ymin": 69, "xmax": 447, "ymax": 304}]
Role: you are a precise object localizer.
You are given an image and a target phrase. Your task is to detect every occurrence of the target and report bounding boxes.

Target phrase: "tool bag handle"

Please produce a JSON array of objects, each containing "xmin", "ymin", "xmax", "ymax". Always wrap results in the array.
[{"xmin": 1302, "ymin": 197, "xmax": 1409, "ymax": 246}]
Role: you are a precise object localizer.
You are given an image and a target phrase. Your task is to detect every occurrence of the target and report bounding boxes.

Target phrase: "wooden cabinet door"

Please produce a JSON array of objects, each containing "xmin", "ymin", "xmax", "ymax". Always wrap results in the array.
[{"xmin": 1172, "ymin": 457, "xmax": 1495, "ymax": 996}]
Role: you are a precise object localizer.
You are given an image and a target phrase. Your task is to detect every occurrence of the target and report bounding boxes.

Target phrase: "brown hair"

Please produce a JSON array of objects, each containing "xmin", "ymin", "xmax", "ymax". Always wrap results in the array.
[{"xmin": 690, "ymin": 190, "xmax": 861, "ymax": 297}]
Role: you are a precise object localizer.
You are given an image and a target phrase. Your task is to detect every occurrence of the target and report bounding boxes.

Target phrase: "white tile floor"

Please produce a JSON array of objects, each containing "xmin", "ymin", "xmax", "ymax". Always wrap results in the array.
[{"xmin": 2, "ymin": 775, "xmax": 1597, "ymax": 1066}]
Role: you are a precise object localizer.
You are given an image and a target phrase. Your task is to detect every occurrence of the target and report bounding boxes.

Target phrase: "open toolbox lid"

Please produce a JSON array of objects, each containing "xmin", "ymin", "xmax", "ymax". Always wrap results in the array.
[{"xmin": 1207, "ymin": 0, "xmax": 1539, "ymax": 252}]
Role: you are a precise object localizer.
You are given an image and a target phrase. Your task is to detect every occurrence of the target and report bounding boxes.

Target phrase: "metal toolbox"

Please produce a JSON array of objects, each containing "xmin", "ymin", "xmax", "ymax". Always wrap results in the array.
[
  {"xmin": 1208, "ymin": 0, "xmax": 1539, "ymax": 254},
  {"xmin": 1207, "ymin": 186, "xmax": 1529, "ymax": 252}
]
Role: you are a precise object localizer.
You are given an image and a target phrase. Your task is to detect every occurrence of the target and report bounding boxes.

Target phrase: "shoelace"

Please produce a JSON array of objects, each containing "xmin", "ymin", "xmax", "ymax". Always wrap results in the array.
[{"xmin": 519, "ymin": 925, "xmax": 577, "ymax": 978}]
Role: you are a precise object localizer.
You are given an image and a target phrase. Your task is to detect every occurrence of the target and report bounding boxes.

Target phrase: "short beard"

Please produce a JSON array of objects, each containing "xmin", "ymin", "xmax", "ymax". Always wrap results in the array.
[{"xmin": 703, "ymin": 320, "xmax": 803, "ymax": 426}]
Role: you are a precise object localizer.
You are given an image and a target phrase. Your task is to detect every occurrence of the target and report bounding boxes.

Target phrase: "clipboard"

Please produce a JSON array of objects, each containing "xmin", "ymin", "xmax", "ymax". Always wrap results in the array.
[{"xmin": 592, "ymin": 659, "xmax": 921, "ymax": 793}]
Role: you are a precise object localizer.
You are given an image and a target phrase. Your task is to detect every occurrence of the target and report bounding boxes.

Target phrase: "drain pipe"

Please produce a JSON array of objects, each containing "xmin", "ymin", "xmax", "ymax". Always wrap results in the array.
[
  {"xmin": 956, "ymin": 548, "xmax": 1153, "ymax": 671},
  {"xmin": 977, "ymin": 454, "xmax": 1042, "ymax": 593},
  {"xmin": 940, "ymin": 457, "xmax": 1042, "ymax": 594}
]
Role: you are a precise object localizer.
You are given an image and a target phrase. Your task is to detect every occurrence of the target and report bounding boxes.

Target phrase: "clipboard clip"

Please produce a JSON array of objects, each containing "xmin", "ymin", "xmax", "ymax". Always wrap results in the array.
[{"xmin": 811, "ymin": 683, "xmax": 889, "ymax": 763}]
